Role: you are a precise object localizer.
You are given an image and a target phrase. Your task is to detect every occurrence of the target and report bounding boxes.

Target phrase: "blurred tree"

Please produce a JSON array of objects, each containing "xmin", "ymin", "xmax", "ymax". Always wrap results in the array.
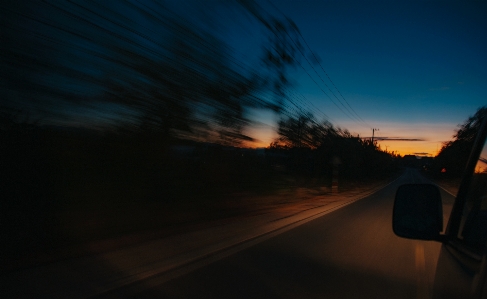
[
  {"xmin": 272, "ymin": 110, "xmax": 397, "ymax": 179},
  {"xmin": 1, "ymin": 0, "xmax": 303, "ymax": 146},
  {"xmin": 238, "ymin": 0, "xmax": 304, "ymax": 114},
  {"xmin": 102, "ymin": 16, "xmax": 270, "ymax": 145},
  {"xmin": 263, "ymin": 17, "xmax": 303, "ymax": 114},
  {"xmin": 435, "ymin": 106, "xmax": 487, "ymax": 177},
  {"xmin": 276, "ymin": 112, "xmax": 316, "ymax": 148}
]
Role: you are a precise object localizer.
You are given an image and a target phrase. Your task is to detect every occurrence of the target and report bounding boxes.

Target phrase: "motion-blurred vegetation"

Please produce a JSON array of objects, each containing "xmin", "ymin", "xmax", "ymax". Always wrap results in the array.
[
  {"xmin": 432, "ymin": 106, "xmax": 487, "ymax": 178},
  {"xmin": 1, "ymin": 0, "xmax": 400, "ymax": 264}
]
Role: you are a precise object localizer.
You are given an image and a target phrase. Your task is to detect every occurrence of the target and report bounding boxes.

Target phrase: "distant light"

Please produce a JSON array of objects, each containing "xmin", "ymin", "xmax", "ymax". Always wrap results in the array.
[{"xmin": 441, "ymin": 168, "xmax": 446, "ymax": 173}]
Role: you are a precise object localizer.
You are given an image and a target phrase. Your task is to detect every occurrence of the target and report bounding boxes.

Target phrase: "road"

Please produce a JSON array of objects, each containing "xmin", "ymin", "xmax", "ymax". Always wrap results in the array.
[{"xmin": 98, "ymin": 168, "xmax": 455, "ymax": 299}]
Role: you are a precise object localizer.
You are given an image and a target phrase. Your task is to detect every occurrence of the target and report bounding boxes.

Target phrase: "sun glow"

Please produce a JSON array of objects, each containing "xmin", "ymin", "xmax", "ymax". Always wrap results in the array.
[{"xmin": 376, "ymin": 140, "xmax": 440, "ymax": 157}]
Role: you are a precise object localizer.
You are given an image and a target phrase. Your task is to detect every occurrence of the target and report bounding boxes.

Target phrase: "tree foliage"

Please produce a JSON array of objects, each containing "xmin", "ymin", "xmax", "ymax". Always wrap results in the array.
[
  {"xmin": 270, "ymin": 112, "xmax": 398, "ymax": 179},
  {"xmin": 1, "ymin": 0, "xmax": 303, "ymax": 146},
  {"xmin": 435, "ymin": 107, "xmax": 487, "ymax": 177},
  {"xmin": 102, "ymin": 16, "xmax": 266, "ymax": 144}
]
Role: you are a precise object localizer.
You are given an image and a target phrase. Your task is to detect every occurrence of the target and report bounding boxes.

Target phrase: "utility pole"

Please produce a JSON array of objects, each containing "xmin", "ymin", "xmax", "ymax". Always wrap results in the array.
[{"xmin": 371, "ymin": 128, "xmax": 379, "ymax": 144}]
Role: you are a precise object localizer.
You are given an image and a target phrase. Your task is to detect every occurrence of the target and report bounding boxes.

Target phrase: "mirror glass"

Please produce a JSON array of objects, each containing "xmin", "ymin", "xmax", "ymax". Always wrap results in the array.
[{"xmin": 393, "ymin": 184, "xmax": 443, "ymax": 240}]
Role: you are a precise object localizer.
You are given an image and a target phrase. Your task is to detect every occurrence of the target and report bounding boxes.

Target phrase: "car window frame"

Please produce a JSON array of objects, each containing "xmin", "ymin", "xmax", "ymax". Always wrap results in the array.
[{"xmin": 444, "ymin": 116, "xmax": 487, "ymax": 260}]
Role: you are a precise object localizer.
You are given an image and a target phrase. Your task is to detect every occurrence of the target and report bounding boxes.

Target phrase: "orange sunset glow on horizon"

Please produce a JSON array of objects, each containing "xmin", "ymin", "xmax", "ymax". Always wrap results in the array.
[
  {"xmin": 242, "ymin": 119, "xmax": 458, "ymax": 158},
  {"xmin": 244, "ymin": 138, "xmax": 442, "ymax": 157}
]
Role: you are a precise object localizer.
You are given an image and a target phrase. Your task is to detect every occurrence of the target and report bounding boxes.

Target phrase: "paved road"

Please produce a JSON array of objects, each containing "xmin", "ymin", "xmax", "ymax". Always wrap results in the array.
[{"xmin": 100, "ymin": 168, "xmax": 455, "ymax": 299}]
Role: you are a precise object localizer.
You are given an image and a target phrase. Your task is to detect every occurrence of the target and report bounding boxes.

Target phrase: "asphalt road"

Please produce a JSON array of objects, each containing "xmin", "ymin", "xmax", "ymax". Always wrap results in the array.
[{"xmin": 101, "ymin": 168, "xmax": 455, "ymax": 299}]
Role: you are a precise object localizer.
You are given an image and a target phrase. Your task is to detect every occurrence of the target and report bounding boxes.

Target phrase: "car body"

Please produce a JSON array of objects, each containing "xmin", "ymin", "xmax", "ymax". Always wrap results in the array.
[{"xmin": 393, "ymin": 115, "xmax": 487, "ymax": 298}]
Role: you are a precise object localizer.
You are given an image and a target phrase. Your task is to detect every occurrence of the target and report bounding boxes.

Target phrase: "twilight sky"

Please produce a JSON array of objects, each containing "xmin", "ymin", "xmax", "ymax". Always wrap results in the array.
[
  {"xmin": 220, "ymin": 0, "xmax": 487, "ymax": 155},
  {"xmin": 3, "ymin": 1, "xmax": 486, "ymax": 156}
]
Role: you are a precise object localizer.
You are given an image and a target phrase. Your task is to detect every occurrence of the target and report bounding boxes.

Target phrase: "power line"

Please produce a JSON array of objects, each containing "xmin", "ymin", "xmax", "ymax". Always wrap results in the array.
[
  {"xmin": 264, "ymin": 0, "xmax": 371, "ymax": 129},
  {"xmin": 286, "ymin": 31, "xmax": 364, "ymax": 125},
  {"xmin": 297, "ymin": 31, "xmax": 371, "ymax": 128},
  {"xmin": 295, "ymin": 58, "xmax": 358, "ymax": 123},
  {"xmin": 259, "ymin": 12, "xmax": 363, "ymax": 124},
  {"xmin": 285, "ymin": 87, "xmax": 335, "ymax": 123},
  {"xmin": 253, "ymin": 2, "xmax": 358, "ymax": 123}
]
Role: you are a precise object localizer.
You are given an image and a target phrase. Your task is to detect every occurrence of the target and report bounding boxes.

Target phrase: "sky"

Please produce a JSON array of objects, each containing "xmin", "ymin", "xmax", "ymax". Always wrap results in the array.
[
  {"xmin": 3, "ymin": 0, "xmax": 486, "ymax": 157},
  {"xmin": 223, "ymin": 0, "xmax": 487, "ymax": 156}
]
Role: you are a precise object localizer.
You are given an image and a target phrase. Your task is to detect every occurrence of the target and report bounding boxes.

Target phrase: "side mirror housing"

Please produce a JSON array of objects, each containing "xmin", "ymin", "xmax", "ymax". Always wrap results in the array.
[{"xmin": 393, "ymin": 184, "xmax": 443, "ymax": 241}]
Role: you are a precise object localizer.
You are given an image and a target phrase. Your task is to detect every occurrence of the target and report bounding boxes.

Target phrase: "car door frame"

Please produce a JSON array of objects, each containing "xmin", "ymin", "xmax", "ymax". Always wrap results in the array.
[{"xmin": 435, "ymin": 115, "xmax": 487, "ymax": 298}]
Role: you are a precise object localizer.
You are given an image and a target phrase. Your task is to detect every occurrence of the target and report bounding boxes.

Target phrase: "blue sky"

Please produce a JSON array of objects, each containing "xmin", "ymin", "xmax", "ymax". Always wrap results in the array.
[
  {"xmin": 3, "ymin": 0, "xmax": 485, "ymax": 156},
  {"xmin": 224, "ymin": 0, "xmax": 487, "ymax": 155}
]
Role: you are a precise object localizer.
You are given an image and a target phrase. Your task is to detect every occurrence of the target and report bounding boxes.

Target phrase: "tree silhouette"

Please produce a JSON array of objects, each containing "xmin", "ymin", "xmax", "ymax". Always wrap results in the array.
[
  {"xmin": 1, "ymin": 0, "xmax": 305, "ymax": 146},
  {"xmin": 271, "ymin": 111, "xmax": 397, "ymax": 179},
  {"xmin": 435, "ymin": 106, "xmax": 487, "ymax": 177}
]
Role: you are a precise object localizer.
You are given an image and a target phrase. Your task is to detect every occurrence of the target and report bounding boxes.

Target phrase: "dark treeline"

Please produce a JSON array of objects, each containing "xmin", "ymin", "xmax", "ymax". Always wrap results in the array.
[
  {"xmin": 431, "ymin": 106, "xmax": 487, "ymax": 178},
  {"xmin": 0, "ymin": 1, "xmax": 399, "ymax": 264},
  {"xmin": 0, "ymin": 112, "xmax": 398, "ymax": 259},
  {"xmin": 0, "ymin": 112, "xmax": 402, "ymax": 262},
  {"xmin": 1, "ymin": 0, "xmax": 300, "ymax": 145},
  {"xmin": 269, "ymin": 112, "xmax": 399, "ymax": 180}
]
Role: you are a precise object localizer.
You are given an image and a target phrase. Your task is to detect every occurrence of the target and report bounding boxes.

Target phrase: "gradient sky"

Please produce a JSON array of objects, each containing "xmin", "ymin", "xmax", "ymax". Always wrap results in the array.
[
  {"xmin": 221, "ymin": 0, "xmax": 487, "ymax": 156},
  {"xmin": 4, "ymin": 1, "xmax": 485, "ymax": 156}
]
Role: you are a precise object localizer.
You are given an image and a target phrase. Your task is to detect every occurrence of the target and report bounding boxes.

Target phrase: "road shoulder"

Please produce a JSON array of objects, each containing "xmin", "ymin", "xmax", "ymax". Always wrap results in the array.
[{"xmin": 2, "ymin": 176, "xmax": 400, "ymax": 299}]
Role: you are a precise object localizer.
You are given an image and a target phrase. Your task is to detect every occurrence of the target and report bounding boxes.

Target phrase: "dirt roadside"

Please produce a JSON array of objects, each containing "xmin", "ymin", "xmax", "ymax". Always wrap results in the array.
[
  {"xmin": 2, "ymin": 179, "xmax": 400, "ymax": 284},
  {"xmin": 2, "ymin": 175, "xmax": 402, "ymax": 299}
]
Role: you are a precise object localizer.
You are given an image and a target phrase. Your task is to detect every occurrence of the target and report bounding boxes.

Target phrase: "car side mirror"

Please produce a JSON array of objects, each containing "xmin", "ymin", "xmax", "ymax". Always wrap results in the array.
[{"xmin": 393, "ymin": 184, "xmax": 443, "ymax": 241}]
